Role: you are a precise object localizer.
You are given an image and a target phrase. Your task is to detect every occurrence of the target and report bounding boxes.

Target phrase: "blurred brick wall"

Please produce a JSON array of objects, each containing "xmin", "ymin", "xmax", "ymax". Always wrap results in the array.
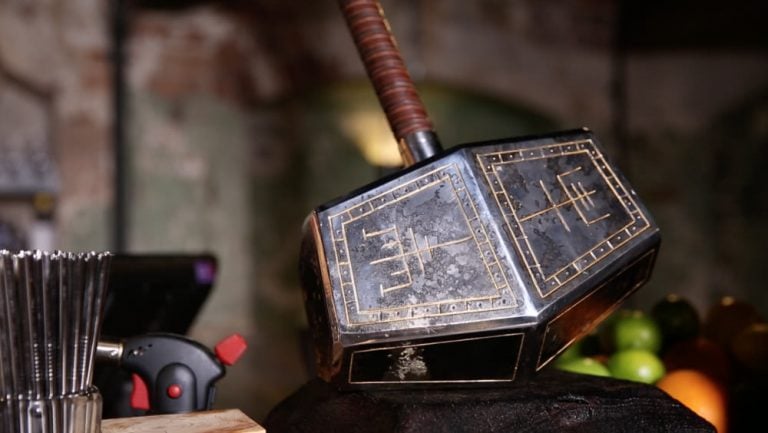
[
  {"xmin": 0, "ymin": 0, "xmax": 113, "ymax": 248},
  {"xmin": 1, "ymin": 0, "xmax": 766, "ymax": 422}
]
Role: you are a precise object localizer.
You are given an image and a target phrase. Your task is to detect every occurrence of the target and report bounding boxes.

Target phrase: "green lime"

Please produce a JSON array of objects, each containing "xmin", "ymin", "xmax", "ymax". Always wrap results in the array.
[
  {"xmin": 556, "ymin": 357, "xmax": 611, "ymax": 377},
  {"xmin": 651, "ymin": 294, "xmax": 701, "ymax": 347},
  {"xmin": 597, "ymin": 309, "xmax": 638, "ymax": 354},
  {"xmin": 553, "ymin": 340, "xmax": 583, "ymax": 367},
  {"xmin": 613, "ymin": 312, "xmax": 662, "ymax": 353},
  {"xmin": 607, "ymin": 349, "xmax": 666, "ymax": 384}
]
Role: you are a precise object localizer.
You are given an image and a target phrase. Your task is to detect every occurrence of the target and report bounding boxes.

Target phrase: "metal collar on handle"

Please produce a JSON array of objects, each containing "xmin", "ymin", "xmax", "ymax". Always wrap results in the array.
[{"xmin": 339, "ymin": 0, "xmax": 442, "ymax": 165}]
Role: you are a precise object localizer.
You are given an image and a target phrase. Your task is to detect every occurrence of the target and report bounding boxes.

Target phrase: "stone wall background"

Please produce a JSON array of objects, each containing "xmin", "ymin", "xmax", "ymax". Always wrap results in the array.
[{"xmin": 0, "ymin": 0, "xmax": 766, "ymax": 421}]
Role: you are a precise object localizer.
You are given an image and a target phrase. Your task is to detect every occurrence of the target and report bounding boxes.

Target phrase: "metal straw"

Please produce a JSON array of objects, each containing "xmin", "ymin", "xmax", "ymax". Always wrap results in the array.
[
  {"xmin": 0, "ymin": 250, "xmax": 111, "ymax": 433},
  {"xmin": 0, "ymin": 253, "xmax": 16, "ymax": 397},
  {"xmin": 57, "ymin": 253, "xmax": 71, "ymax": 397},
  {"xmin": 2, "ymin": 251, "xmax": 22, "ymax": 398}
]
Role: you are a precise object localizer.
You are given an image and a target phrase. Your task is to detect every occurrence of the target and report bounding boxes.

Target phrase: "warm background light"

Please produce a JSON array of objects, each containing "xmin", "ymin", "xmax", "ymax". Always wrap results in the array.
[{"xmin": 338, "ymin": 109, "xmax": 402, "ymax": 167}]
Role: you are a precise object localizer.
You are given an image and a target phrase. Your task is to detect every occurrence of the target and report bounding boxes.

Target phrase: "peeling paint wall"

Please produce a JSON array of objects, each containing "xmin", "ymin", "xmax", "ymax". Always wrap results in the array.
[
  {"xmin": 0, "ymin": 0, "xmax": 113, "ymax": 250},
  {"xmin": 0, "ymin": 0, "xmax": 766, "ymax": 423}
]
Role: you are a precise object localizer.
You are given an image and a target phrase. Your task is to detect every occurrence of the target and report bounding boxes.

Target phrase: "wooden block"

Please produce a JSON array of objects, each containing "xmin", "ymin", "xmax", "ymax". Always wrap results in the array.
[{"xmin": 102, "ymin": 409, "xmax": 265, "ymax": 433}]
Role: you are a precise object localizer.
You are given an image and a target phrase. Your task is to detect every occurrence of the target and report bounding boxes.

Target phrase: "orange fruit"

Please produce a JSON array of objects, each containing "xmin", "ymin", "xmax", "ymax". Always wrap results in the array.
[
  {"xmin": 657, "ymin": 369, "xmax": 727, "ymax": 433},
  {"xmin": 703, "ymin": 296, "xmax": 764, "ymax": 349},
  {"xmin": 663, "ymin": 337, "xmax": 731, "ymax": 386},
  {"xmin": 730, "ymin": 322, "xmax": 768, "ymax": 375}
]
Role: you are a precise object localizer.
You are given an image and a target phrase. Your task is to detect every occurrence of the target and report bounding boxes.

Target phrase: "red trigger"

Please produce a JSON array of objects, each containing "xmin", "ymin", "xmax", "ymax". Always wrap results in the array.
[
  {"xmin": 130, "ymin": 373, "xmax": 150, "ymax": 410},
  {"xmin": 214, "ymin": 333, "xmax": 247, "ymax": 366}
]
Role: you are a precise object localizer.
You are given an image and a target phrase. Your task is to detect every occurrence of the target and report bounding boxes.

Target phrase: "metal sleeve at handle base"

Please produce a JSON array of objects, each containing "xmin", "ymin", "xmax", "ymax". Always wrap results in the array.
[
  {"xmin": 399, "ymin": 131, "xmax": 441, "ymax": 166},
  {"xmin": 338, "ymin": 0, "xmax": 442, "ymax": 165}
]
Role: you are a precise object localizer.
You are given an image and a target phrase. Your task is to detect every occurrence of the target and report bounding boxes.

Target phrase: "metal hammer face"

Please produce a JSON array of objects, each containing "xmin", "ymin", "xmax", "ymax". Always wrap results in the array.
[
  {"xmin": 301, "ymin": 129, "xmax": 660, "ymax": 388},
  {"xmin": 300, "ymin": 0, "xmax": 660, "ymax": 388}
]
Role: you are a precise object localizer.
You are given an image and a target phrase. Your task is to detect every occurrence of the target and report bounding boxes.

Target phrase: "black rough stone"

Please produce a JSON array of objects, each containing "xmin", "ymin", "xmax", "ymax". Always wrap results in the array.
[{"xmin": 263, "ymin": 370, "xmax": 715, "ymax": 433}]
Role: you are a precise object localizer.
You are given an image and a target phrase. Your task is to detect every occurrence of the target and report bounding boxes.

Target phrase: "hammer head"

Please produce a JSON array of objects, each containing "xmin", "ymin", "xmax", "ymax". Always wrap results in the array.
[{"xmin": 301, "ymin": 128, "xmax": 660, "ymax": 388}]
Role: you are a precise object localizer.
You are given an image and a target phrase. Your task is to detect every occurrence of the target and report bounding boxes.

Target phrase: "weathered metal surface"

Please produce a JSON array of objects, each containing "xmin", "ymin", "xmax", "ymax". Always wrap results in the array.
[{"xmin": 301, "ymin": 129, "xmax": 660, "ymax": 387}]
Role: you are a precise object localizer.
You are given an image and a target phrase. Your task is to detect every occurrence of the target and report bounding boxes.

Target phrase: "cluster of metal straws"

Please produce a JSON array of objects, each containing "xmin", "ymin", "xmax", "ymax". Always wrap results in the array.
[{"xmin": 0, "ymin": 250, "xmax": 111, "ymax": 433}]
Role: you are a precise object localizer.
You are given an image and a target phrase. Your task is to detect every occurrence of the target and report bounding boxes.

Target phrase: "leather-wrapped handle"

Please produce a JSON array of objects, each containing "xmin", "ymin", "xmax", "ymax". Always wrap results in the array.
[{"xmin": 339, "ymin": 0, "xmax": 441, "ymax": 165}]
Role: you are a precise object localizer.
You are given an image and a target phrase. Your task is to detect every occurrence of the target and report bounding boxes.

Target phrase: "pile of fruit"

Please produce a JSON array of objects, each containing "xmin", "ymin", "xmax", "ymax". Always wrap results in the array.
[{"xmin": 552, "ymin": 294, "xmax": 767, "ymax": 433}]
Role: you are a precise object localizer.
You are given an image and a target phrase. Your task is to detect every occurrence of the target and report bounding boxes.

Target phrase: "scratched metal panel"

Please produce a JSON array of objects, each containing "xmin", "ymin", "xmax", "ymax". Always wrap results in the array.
[
  {"xmin": 474, "ymin": 136, "xmax": 653, "ymax": 300},
  {"xmin": 311, "ymin": 129, "xmax": 659, "ymax": 359},
  {"xmin": 317, "ymin": 153, "xmax": 526, "ymax": 336}
]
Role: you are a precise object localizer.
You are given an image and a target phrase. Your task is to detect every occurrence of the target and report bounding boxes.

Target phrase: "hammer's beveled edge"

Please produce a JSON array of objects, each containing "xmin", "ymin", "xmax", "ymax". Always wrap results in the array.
[
  {"xmin": 314, "ymin": 128, "xmax": 595, "ymax": 214},
  {"xmin": 304, "ymin": 127, "xmax": 662, "ymax": 387},
  {"xmin": 467, "ymin": 128, "xmax": 660, "ymax": 308},
  {"xmin": 300, "ymin": 212, "xmax": 345, "ymax": 382},
  {"xmin": 315, "ymin": 128, "xmax": 660, "ymax": 337},
  {"xmin": 314, "ymin": 148, "xmax": 534, "ymax": 342}
]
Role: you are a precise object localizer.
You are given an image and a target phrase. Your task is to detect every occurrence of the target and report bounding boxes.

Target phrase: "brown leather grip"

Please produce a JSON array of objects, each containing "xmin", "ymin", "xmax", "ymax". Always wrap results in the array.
[{"xmin": 339, "ymin": 0, "xmax": 435, "ymax": 142}]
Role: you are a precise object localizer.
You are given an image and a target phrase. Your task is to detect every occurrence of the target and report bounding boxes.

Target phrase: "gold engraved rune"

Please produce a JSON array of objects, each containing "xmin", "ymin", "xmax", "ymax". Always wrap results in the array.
[
  {"xmin": 363, "ymin": 226, "xmax": 472, "ymax": 296},
  {"xmin": 518, "ymin": 167, "xmax": 611, "ymax": 231},
  {"xmin": 556, "ymin": 167, "xmax": 611, "ymax": 226}
]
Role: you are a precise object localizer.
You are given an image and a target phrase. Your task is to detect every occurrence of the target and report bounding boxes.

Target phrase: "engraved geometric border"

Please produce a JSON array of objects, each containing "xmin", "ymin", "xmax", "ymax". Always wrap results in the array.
[
  {"xmin": 535, "ymin": 247, "xmax": 658, "ymax": 371},
  {"xmin": 327, "ymin": 164, "xmax": 517, "ymax": 327},
  {"xmin": 347, "ymin": 332, "xmax": 526, "ymax": 385},
  {"xmin": 477, "ymin": 139, "xmax": 651, "ymax": 298}
]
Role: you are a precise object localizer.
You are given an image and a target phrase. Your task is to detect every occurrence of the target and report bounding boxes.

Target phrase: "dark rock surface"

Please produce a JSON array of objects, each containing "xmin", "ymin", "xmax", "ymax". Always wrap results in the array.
[{"xmin": 263, "ymin": 370, "xmax": 715, "ymax": 433}]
